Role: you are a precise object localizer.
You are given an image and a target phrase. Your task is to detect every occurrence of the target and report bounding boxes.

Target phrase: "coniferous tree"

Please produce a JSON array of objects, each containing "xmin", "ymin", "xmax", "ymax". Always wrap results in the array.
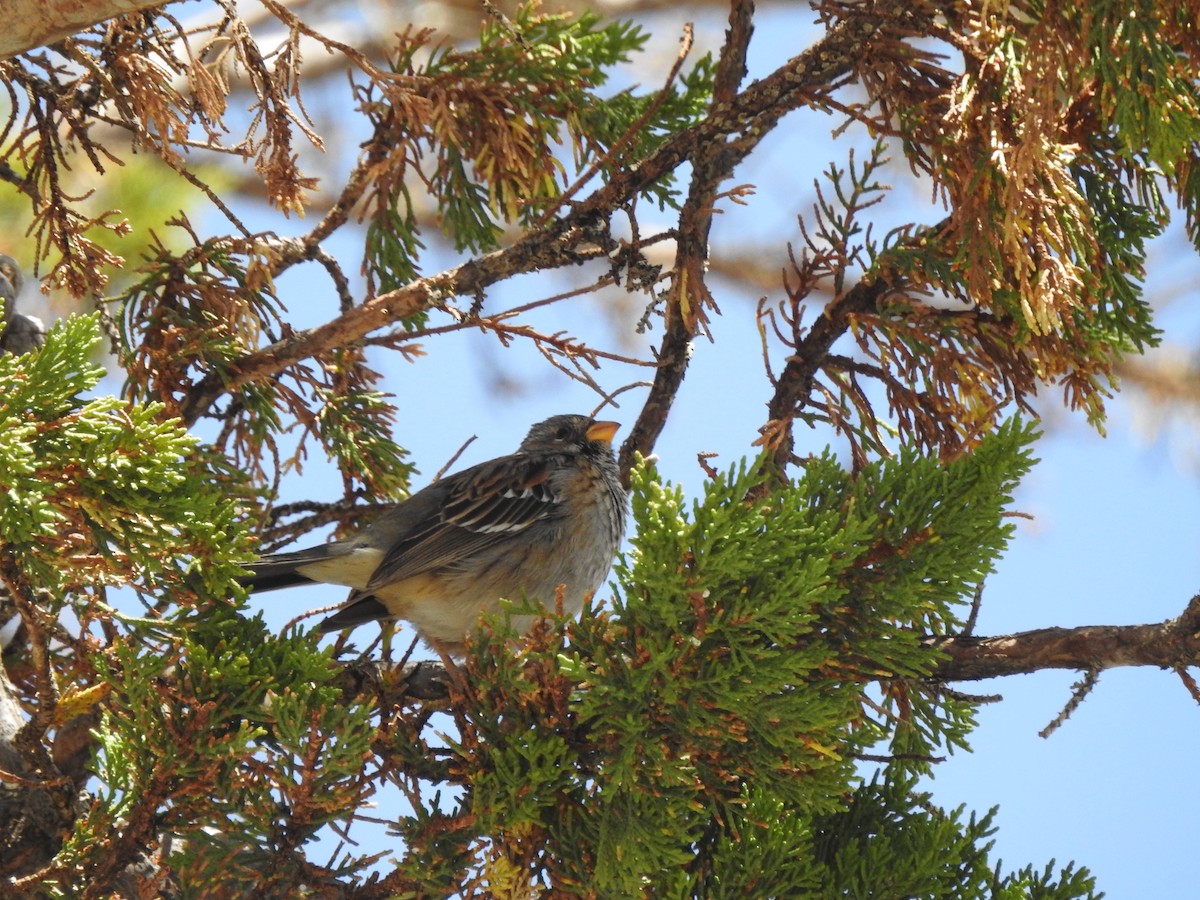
[{"xmin": 1, "ymin": 0, "xmax": 1198, "ymax": 894}]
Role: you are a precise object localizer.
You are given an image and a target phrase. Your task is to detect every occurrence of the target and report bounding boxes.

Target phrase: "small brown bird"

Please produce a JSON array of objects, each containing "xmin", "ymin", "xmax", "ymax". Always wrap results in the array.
[{"xmin": 241, "ymin": 414, "xmax": 627, "ymax": 655}]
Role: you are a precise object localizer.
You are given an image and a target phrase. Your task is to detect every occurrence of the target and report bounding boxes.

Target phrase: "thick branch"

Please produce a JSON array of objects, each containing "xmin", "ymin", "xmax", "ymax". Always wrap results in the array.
[
  {"xmin": 927, "ymin": 595, "xmax": 1200, "ymax": 681},
  {"xmin": 620, "ymin": 0, "xmax": 756, "ymax": 478},
  {"xmin": 349, "ymin": 596, "xmax": 1200, "ymax": 704},
  {"xmin": 0, "ymin": 0, "xmax": 175, "ymax": 60}
]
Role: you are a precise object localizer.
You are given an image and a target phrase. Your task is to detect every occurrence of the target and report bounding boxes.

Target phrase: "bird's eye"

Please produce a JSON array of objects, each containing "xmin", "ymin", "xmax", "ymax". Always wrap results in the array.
[{"xmin": 555, "ymin": 426, "xmax": 572, "ymax": 441}]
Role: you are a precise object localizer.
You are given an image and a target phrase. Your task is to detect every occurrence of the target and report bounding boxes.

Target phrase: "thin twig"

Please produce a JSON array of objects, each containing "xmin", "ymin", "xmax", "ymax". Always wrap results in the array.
[
  {"xmin": 435, "ymin": 435, "xmax": 477, "ymax": 480},
  {"xmin": 963, "ymin": 583, "xmax": 984, "ymax": 636},
  {"xmin": 1040, "ymin": 669, "xmax": 1098, "ymax": 738}
]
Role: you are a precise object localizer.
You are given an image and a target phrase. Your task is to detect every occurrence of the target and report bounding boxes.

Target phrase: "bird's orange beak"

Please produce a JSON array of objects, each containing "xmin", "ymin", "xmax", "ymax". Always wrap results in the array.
[{"xmin": 586, "ymin": 420, "xmax": 620, "ymax": 444}]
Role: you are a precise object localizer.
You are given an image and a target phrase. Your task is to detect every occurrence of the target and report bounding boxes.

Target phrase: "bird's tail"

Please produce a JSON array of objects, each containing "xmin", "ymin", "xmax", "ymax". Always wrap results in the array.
[
  {"xmin": 240, "ymin": 560, "xmax": 315, "ymax": 593},
  {"xmin": 314, "ymin": 594, "xmax": 391, "ymax": 633},
  {"xmin": 239, "ymin": 545, "xmax": 350, "ymax": 594},
  {"xmin": 240, "ymin": 543, "xmax": 389, "ymax": 633}
]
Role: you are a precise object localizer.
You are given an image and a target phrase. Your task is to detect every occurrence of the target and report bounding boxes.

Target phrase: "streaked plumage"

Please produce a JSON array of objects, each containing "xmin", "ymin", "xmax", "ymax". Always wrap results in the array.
[{"xmin": 241, "ymin": 414, "xmax": 627, "ymax": 654}]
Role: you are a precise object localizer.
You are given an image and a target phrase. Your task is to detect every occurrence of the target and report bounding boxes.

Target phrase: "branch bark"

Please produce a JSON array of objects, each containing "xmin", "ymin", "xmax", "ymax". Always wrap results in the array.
[
  {"xmin": 337, "ymin": 595, "xmax": 1200, "ymax": 708},
  {"xmin": 620, "ymin": 1, "xmax": 756, "ymax": 478},
  {"xmin": 764, "ymin": 276, "xmax": 893, "ymax": 468},
  {"xmin": 0, "ymin": 0, "xmax": 175, "ymax": 60},
  {"xmin": 927, "ymin": 593, "xmax": 1200, "ymax": 682}
]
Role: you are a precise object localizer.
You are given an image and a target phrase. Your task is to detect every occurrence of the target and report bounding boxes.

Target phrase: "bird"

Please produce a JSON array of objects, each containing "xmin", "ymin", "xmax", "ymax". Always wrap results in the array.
[
  {"xmin": 0, "ymin": 254, "xmax": 45, "ymax": 356},
  {"xmin": 241, "ymin": 414, "xmax": 627, "ymax": 655}
]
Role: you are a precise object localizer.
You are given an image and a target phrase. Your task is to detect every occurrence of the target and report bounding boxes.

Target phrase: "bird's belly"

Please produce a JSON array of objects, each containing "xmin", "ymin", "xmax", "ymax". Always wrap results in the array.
[{"xmin": 371, "ymin": 546, "xmax": 610, "ymax": 648}]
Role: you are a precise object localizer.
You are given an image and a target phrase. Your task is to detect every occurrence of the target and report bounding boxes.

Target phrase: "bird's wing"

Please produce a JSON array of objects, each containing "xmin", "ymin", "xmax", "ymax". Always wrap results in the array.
[
  {"xmin": 1, "ymin": 313, "xmax": 46, "ymax": 355},
  {"xmin": 364, "ymin": 452, "xmax": 565, "ymax": 591}
]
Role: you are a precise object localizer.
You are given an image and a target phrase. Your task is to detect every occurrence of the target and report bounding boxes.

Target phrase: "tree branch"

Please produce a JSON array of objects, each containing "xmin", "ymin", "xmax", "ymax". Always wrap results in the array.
[
  {"xmin": 179, "ymin": 0, "xmax": 935, "ymax": 427},
  {"xmin": 345, "ymin": 595, "xmax": 1200, "ymax": 706},
  {"xmin": 762, "ymin": 276, "xmax": 893, "ymax": 468},
  {"xmin": 926, "ymin": 593, "xmax": 1200, "ymax": 682},
  {"xmin": 620, "ymin": 2, "xmax": 755, "ymax": 478},
  {"xmin": 0, "ymin": 0, "xmax": 175, "ymax": 60}
]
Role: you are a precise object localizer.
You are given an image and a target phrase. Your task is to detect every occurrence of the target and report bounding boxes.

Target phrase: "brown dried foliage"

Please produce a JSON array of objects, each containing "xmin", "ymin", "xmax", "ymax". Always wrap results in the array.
[
  {"xmin": 0, "ymin": 0, "xmax": 1190, "ymax": 499},
  {"xmin": 753, "ymin": 0, "xmax": 1183, "ymax": 468}
]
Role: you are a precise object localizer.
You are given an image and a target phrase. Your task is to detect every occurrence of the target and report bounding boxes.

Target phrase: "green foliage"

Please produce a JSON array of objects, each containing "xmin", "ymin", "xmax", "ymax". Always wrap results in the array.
[
  {"xmin": 576, "ymin": 54, "xmax": 717, "ymax": 210},
  {"xmin": 382, "ymin": 422, "xmax": 1093, "ymax": 896},
  {"xmin": 0, "ymin": 316, "xmax": 381, "ymax": 893},
  {"xmin": 118, "ymin": 232, "xmax": 285, "ymax": 405},
  {"xmin": 1070, "ymin": 162, "xmax": 1162, "ymax": 353},
  {"xmin": 365, "ymin": 4, "xmax": 713, "ymax": 262},
  {"xmin": 114, "ymin": 232, "xmax": 416, "ymax": 500},
  {"xmin": 85, "ymin": 608, "xmax": 377, "ymax": 890},
  {"xmin": 364, "ymin": 181, "xmax": 424, "ymax": 307},
  {"xmin": 314, "ymin": 353, "xmax": 415, "ymax": 499},
  {"xmin": 813, "ymin": 773, "xmax": 996, "ymax": 897},
  {"xmin": 1183, "ymin": 149, "xmax": 1200, "ymax": 255},
  {"xmin": 812, "ymin": 773, "xmax": 1100, "ymax": 899},
  {"xmin": 0, "ymin": 315, "xmax": 246, "ymax": 598},
  {"xmin": 1086, "ymin": 0, "xmax": 1200, "ymax": 178},
  {"xmin": 993, "ymin": 859, "xmax": 1102, "ymax": 900}
]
